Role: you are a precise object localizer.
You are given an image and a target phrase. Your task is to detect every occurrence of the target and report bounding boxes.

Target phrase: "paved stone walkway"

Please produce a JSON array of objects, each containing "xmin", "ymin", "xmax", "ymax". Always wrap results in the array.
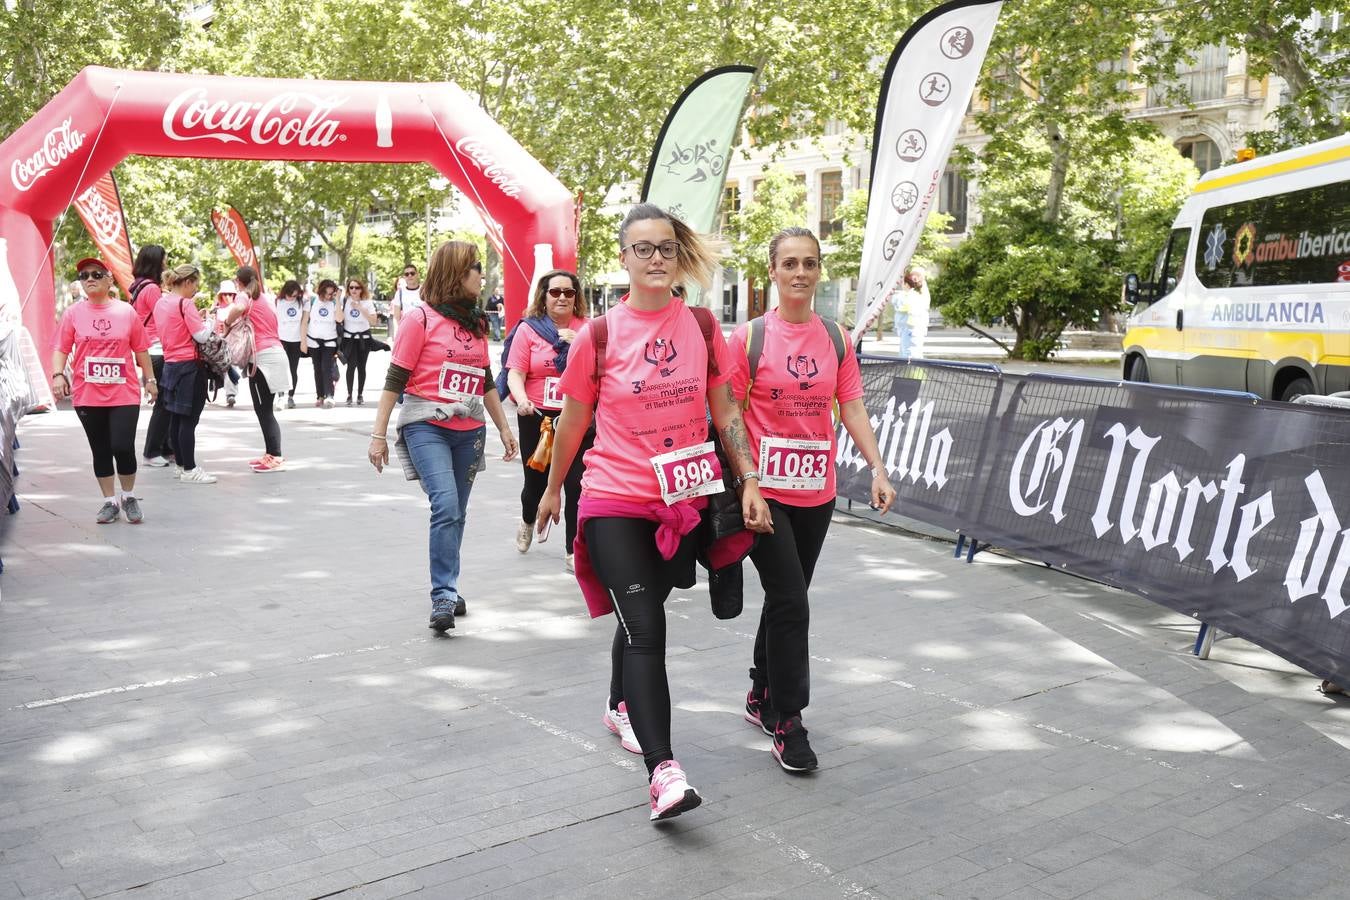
[{"xmin": 4, "ymin": 367, "xmax": 1350, "ymax": 899}]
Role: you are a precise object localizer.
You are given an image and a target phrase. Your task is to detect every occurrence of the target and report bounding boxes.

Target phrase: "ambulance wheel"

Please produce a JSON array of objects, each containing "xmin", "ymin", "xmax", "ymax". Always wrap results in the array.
[
  {"xmin": 1126, "ymin": 356, "xmax": 1149, "ymax": 383},
  {"xmin": 1280, "ymin": 377, "xmax": 1313, "ymax": 403}
]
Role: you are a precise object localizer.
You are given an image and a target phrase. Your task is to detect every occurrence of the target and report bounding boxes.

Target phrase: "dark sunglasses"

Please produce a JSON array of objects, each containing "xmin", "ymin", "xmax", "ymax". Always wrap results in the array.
[
  {"xmin": 469, "ymin": 261, "xmax": 482, "ymax": 273},
  {"xmin": 347, "ymin": 284, "xmax": 361, "ymax": 290},
  {"xmin": 402, "ymin": 269, "xmax": 416, "ymax": 276},
  {"xmin": 77, "ymin": 270, "xmax": 109, "ymax": 281},
  {"xmin": 547, "ymin": 287, "xmax": 577, "ymax": 299}
]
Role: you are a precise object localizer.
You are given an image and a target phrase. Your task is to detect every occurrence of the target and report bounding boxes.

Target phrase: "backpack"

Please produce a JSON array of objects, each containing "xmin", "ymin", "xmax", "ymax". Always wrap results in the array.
[
  {"xmin": 590, "ymin": 303, "xmax": 719, "ymax": 391},
  {"xmin": 742, "ymin": 314, "xmax": 847, "ymax": 422},
  {"xmin": 183, "ymin": 297, "xmax": 231, "ymax": 380},
  {"xmin": 224, "ymin": 296, "xmax": 257, "ymax": 369},
  {"xmin": 495, "ymin": 316, "xmax": 563, "ymax": 398}
]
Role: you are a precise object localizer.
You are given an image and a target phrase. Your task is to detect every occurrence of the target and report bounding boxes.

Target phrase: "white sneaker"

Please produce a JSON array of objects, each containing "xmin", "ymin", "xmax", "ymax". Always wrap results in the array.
[
  {"xmin": 566, "ymin": 553, "xmax": 575, "ymax": 573},
  {"xmin": 603, "ymin": 701, "xmax": 642, "ymax": 754},
  {"xmin": 171, "ymin": 464, "xmax": 183, "ymax": 477},
  {"xmin": 322, "ymin": 397, "xmax": 334, "ymax": 409},
  {"xmin": 516, "ymin": 519, "xmax": 533, "ymax": 553},
  {"xmin": 179, "ymin": 467, "xmax": 217, "ymax": 484},
  {"xmin": 145, "ymin": 455, "xmax": 170, "ymax": 467}
]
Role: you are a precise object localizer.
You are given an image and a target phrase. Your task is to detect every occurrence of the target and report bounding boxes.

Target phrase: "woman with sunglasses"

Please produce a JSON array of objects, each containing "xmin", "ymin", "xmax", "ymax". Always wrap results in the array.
[
  {"xmin": 536, "ymin": 203, "xmax": 772, "ymax": 822},
  {"xmin": 505, "ymin": 269, "xmax": 589, "ymax": 570},
  {"xmin": 728, "ymin": 227, "xmax": 896, "ymax": 774},
  {"xmin": 367, "ymin": 241, "xmax": 518, "ymax": 632},
  {"xmin": 153, "ymin": 264, "xmax": 216, "ymax": 484},
  {"xmin": 50, "ymin": 258, "xmax": 156, "ymax": 523},
  {"xmin": 275, "ymin": 280, "xmax": 305, "ymax": 409},
  {"xmin": 389, "ymin": 264, "xmax": 422, "ymax": 336},
  {"xmin": 301, "ymin": 279, "xmax": 341, "ymax": 408},
  {"xmin": 341, "ymin": 277, "xmax": 377, "ymax": 406}
]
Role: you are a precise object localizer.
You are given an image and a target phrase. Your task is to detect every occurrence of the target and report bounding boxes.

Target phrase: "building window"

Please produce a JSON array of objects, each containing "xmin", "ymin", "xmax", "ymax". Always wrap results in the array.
[
  {"xmin": 720, "ymin": 185, "xmax": 740, "ymax": 235},
  {"xmin": 938, "ymin": 169, "xmax": 968, "ymax": 234},
  {"xmin": 819, "ymin": 171, "xmax": 843, "ymax": 236},
  {"xmin": 1149, "ymin": 42, "xmax": 1227, "ymax": 106},
  {"xmin": 1177, "ymin": 137, "xmax": 1223, "ymax": 175}
]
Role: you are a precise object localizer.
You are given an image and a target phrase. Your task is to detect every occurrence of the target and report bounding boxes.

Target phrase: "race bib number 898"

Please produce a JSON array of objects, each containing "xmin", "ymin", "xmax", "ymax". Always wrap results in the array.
[{"xmin": 651, "ymin": 441, "xmax": 724, "ymax": 506}]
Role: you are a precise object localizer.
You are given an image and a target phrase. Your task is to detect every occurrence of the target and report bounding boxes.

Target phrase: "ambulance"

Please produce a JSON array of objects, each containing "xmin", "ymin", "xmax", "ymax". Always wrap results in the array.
[{"xmin": 1123, "ymin": 132, "xmax": 1350, "ymax": 400}]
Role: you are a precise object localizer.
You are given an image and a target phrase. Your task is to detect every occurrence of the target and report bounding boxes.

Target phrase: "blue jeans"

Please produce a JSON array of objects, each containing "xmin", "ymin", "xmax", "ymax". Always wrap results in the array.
[
  {"xmin": 894, "ymin": 309, "xmax": 913, "ymax": 358},
  {"xmin": 401, "ymin": 422, "xmax": 486, "ymax": 604}
]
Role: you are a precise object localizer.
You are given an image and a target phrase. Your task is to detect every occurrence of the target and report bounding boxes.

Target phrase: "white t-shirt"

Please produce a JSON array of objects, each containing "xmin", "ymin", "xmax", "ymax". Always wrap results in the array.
[
  {"xmin": 392, "ymin": 285, "xmax": 422, "ymax": 312},
  {"xmin": 343, "ymin": 296, "xmax": 374, "ymax": 334},
  {"xmin": 275, "ymin": 297, "xmax": 305, "ymax": 342},
  {"xmin": 306, "ymin": 297, "xmax": 340, "ymax": 341}
]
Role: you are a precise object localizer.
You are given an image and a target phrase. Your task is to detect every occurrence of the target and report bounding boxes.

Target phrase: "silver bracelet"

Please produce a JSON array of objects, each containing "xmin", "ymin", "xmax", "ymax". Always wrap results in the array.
[{"xmin": 370, "ymin": 433, "xmax": 388, "ymax": 440}]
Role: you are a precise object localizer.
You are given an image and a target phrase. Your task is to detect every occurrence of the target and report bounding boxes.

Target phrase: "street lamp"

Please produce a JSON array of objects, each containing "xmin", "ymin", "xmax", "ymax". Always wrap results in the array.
[{"xmin": 426, "ymin": 176, "xmax": 450, "ymax": 260}]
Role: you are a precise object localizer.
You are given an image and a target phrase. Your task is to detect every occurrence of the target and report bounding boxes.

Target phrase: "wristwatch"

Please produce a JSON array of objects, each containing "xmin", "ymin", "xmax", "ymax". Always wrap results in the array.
[{"xmin": 734, "ymin": 471, "xmax": 761, "ymax": 488}]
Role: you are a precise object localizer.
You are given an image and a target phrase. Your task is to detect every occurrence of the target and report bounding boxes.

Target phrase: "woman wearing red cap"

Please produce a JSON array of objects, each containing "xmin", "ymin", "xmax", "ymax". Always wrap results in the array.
[{"xmin": 50, "ymin": 257, "xmax": 156, "ymax": 523}]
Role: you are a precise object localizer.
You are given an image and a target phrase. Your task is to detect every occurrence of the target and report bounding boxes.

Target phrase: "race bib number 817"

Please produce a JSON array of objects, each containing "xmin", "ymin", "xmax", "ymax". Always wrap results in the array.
[{"xmin": 438, "ymin": 361, "xmax": 485, "ymax": 402}]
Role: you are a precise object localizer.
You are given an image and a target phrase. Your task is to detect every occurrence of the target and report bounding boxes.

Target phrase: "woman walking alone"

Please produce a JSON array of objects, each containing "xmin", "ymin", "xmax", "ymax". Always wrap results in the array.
[
  {"xmin": 505, "ymin": 268, "xmax": 589, "ymax": 571},
  {"xmin": 51, "ymin": 257, "xmax": 156, "ymax": 523},
  {"xmin": 224, "ymin": 266, "xmax": 290, "ymax": 472},
  {"xmin": 537, "ymin": 204, "xmax": 772, "ymax": 821},
  {"xmin": 367, "ymin": 241, "xmax": 518, "ymax": 632}
]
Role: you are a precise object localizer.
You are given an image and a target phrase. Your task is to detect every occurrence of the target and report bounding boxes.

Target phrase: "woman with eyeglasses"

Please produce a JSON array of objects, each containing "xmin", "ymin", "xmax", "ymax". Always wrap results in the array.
[
  {"xmin": 505, "ymin": 269, "xmax": 590, "ymax": 571},
  {"xmin": 341, "ymin": 277, "xmax": 377, "ymax": 406},
  {"xmin": 301, "ymin": 279, "xmax": 341, "ymax": 408},
  {"xmin": 535, "ymin": 203, "xmax": 773, "ymax": 822},
  {"xmin": 50, "ymin": 258, "xmax": 156, "ymax": 523},
  {"xmin": 275, "ymin": 279, "xmax": 305, "ymax": 409},
  {"xmin": 728, "ymin": 227, "xmax": 896, "ymax": 774},
  {"xmin": 367, "ymin": 241, "xmax": 518, "ymax": 633},
  {"xmin": 153, "ymin": 264, "xmax": 217, "ymax": 484}
]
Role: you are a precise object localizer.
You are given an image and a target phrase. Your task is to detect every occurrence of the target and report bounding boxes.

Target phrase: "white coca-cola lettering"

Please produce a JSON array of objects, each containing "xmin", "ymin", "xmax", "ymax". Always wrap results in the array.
[
  {"xmin": 11, "ymin": 118, "xmax": 85, "ymax": 192},
  {"xmin": 214, "ymin": 213, "xmax": 255, "ymax": 266},
  {"xmin": 455, "ymin": 137, "xmax": 524, "ymax": 197},
  {"xmin": 75, "ymin": 187, "xmax": 123, "ymax": 245},
  {"xmin": 162, "ymin": 88, "xmax": 347, "ymax": 147}
]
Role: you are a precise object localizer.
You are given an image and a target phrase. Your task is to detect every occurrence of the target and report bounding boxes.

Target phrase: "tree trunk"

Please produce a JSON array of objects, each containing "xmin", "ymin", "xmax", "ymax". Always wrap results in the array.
[{"xmin": 1043, "ymin": 123, "xmax": 1069, "ymax": 225}]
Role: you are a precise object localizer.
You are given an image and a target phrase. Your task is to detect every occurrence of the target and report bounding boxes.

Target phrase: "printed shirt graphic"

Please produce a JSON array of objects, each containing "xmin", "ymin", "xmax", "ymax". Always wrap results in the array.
[
  {"xmin": 241, "ymin": 295, "xmax": 280, "ymax": 351},
  {"xmin": 728, "ymin": 311, "xmax": 863, "ymax": 506},
  {"xmin": 560, "ymin": 298, "xmax": 731, "ymax": 502},
  {"xmin": 154, "ymin": 292, "xmax": 206, "ymax": 363},
  {"xmin": 306, "ymin": 297, "xmax": 339, "ymax": 340},
  {"xmin": 55, "ymin": 300, "xmax": 149, "ymax": 407},
  {"xmin": 506, "ymin": 316, "xmax": 586, "ymax": 409},
  {"xmin": 343, "ymin": 297, "xmax": 374, "ymax": 334},
  {"xmin": 275, "ymin": 298, "xmax": 304, "ymax": 342},
  {"xmin": 392, "ymin": 307, "xmax": 490, "ymax": 432}
]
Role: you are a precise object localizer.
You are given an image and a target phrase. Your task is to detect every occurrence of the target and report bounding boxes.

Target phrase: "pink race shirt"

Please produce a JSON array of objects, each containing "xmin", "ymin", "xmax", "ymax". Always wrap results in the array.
[
  {"xmin": 132, "ymin": 281, "xmax": 161, "ymax": 343},
  {"xmin": 240, "ymin": 294, "xmax": 281, "ymax": 351},
  {"xmin": 391, "ymin": 307, "xmax": 491, "ymax": 432},
  {"xmin": 506, "ymin": 316, "xmax": 586, "ymax": 411},
  {"xmin": 54, "ymin": 300, "xmax": 149, "ymax": 407},
  {"xmin": 560, "ymin": 298, "xmax": 731, "ymax": 503},
  {"xmin": 727, "ymin": 311, "xmax": 863, "ymax": 507},
  {"xmin": 154, "ymin": 292, "xmax": 206, "ymax": 363}
]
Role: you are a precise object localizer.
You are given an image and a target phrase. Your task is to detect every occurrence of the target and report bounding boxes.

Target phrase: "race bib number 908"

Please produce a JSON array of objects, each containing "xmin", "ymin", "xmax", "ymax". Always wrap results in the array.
[
  {"xmin": 651, "ymin": 441, "xmax": 724, "ymax": 506},
  {"xmin": 83, "ymin": 356, "xmax": 127, "ymax": 385},
  {"xmin": 758, "ymin": 436, "xmax": 831, "ymax": 491},
  {"xmin": 438, "ymin": 361, "xmax": 485, "ymax": 402}
]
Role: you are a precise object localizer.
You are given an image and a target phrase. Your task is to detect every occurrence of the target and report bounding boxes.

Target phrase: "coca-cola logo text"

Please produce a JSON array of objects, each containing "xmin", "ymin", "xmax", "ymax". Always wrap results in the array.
[
  {"xmin": 11, "ymin": 118, "xmax": 85, "ymax": 193},
  {"xmin": 455, "ymin": 137, "xmax": 523, "ymax": 197},
  {"xmin": 213, "ymin": 212, "xmax": 256, "ymax": 266},
  {"xmin": 163, "ymin": 89, "xmax": 348, "ymax": 148},
  {"xmin": 74, "ymin": 187, "xmax": 123, "ymax": 246}
]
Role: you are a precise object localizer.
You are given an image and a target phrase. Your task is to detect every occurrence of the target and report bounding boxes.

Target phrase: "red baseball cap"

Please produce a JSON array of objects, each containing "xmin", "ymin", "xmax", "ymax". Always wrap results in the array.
[{"xmin": 75, "ymin": 257, "xmax": 110, "ymax": 273}]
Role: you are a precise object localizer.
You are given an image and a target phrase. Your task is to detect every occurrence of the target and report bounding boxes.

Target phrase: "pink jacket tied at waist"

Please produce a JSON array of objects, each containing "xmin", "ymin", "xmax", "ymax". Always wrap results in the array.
[{"xmin": 572, "ymin": 495, "xmax": 707, "ymax": 618}]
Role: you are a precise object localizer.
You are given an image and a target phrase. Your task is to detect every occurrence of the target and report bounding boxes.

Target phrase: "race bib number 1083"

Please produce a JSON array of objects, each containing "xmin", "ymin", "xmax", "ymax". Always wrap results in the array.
[{"xmin": 758, "ymin": 436, "xmax": 831, "ymax": 491}]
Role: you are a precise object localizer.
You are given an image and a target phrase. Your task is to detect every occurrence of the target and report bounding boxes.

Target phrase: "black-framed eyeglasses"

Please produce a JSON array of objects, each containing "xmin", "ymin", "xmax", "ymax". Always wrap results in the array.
[
  {"xmin": 623, "ymin": 240, "xmax": 679, "ymax": 260},
  {"xmin": 77, "ymin": 270, "xmax": 109, "ymax": 282},
  {"xmin": 470, "ymin": 261, "xmax": 483, "ymax": 273},
  {"xmin": 547, "ymin": 287, "xmax": 577, "ymax": 299}
]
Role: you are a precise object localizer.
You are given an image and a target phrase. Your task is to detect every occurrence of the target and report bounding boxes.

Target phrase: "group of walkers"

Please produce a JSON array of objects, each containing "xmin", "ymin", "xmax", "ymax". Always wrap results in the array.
[{"xmin": 367, "ymin": 205, "xmax": 897, "ymax": 823}]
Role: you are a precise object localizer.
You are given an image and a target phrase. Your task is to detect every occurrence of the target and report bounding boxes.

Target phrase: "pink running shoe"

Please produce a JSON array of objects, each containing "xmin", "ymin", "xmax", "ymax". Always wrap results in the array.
[
  {"xmin": 648, "ymin": 759, "xmax": 701, "ymax": 822},
  {"xmin": 603, "ymin": 701, "xmax": 642, "ymax": 754}
]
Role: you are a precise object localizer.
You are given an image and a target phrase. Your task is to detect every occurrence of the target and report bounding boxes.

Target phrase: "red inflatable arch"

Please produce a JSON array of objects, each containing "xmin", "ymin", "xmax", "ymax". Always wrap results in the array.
[{"xmin": 0, "ymin": 66, "xmax": 577, "ymax": 374}]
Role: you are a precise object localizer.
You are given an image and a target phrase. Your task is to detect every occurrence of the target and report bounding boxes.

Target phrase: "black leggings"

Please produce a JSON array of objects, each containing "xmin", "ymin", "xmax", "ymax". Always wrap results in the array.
[
  {"xmin": 344, "ymin": 334, "xmax": 370, "ymax": 398},
  {"xmin": 517, "ymin": 412, "xmax": 590, "ymax": 552},
  {"xmin": 249, "ymin": 367, "xmax": 282, "ymax": 457},
  {"xmin": 282, "ymin": 341, "xmax": 301, "ymax": 399},
  {"xmin": 170, "ymin": 371, "xmax": 209, "ymax": 470},
  {"xmin": 76, "ymin": 405, "xmax": 140, "ymax": 478},
  {"xmin": 587, "ymin": 517, "xmax": 697, "ymax": 776},
  {"xmin": 143, "ymin": 354, "xmax": 174, "ymax": 460},
  {"xmin": 748, "ymin": 499, "xmax": 834, "ymax": 718},
  {"xmin": 310, "ymin": 344, "xmax": 337, "ymax": 399}
]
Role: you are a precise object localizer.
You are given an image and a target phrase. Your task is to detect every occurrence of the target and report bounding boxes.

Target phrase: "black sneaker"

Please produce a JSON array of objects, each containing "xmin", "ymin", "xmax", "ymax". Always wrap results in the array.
[
  {"xmin": 454, "ymin": 597, "xmax": 467, "ymax": 617},
  {"xmin": 773, "ymin": 716, "xmax": 818, "ymax": 773},
  {"xmin": 744, "ymin": 684, "xmax": 777, "ymax": 736},
  {"xmin": 429, "ymin": 600, "xmax": 455, "ymax": 633}
]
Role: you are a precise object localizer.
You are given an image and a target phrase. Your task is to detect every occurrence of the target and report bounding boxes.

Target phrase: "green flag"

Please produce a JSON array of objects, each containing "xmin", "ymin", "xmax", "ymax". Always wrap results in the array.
[{"xmin": 642, "ymin": 66, "xmax": 755, "ymax": 306}]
